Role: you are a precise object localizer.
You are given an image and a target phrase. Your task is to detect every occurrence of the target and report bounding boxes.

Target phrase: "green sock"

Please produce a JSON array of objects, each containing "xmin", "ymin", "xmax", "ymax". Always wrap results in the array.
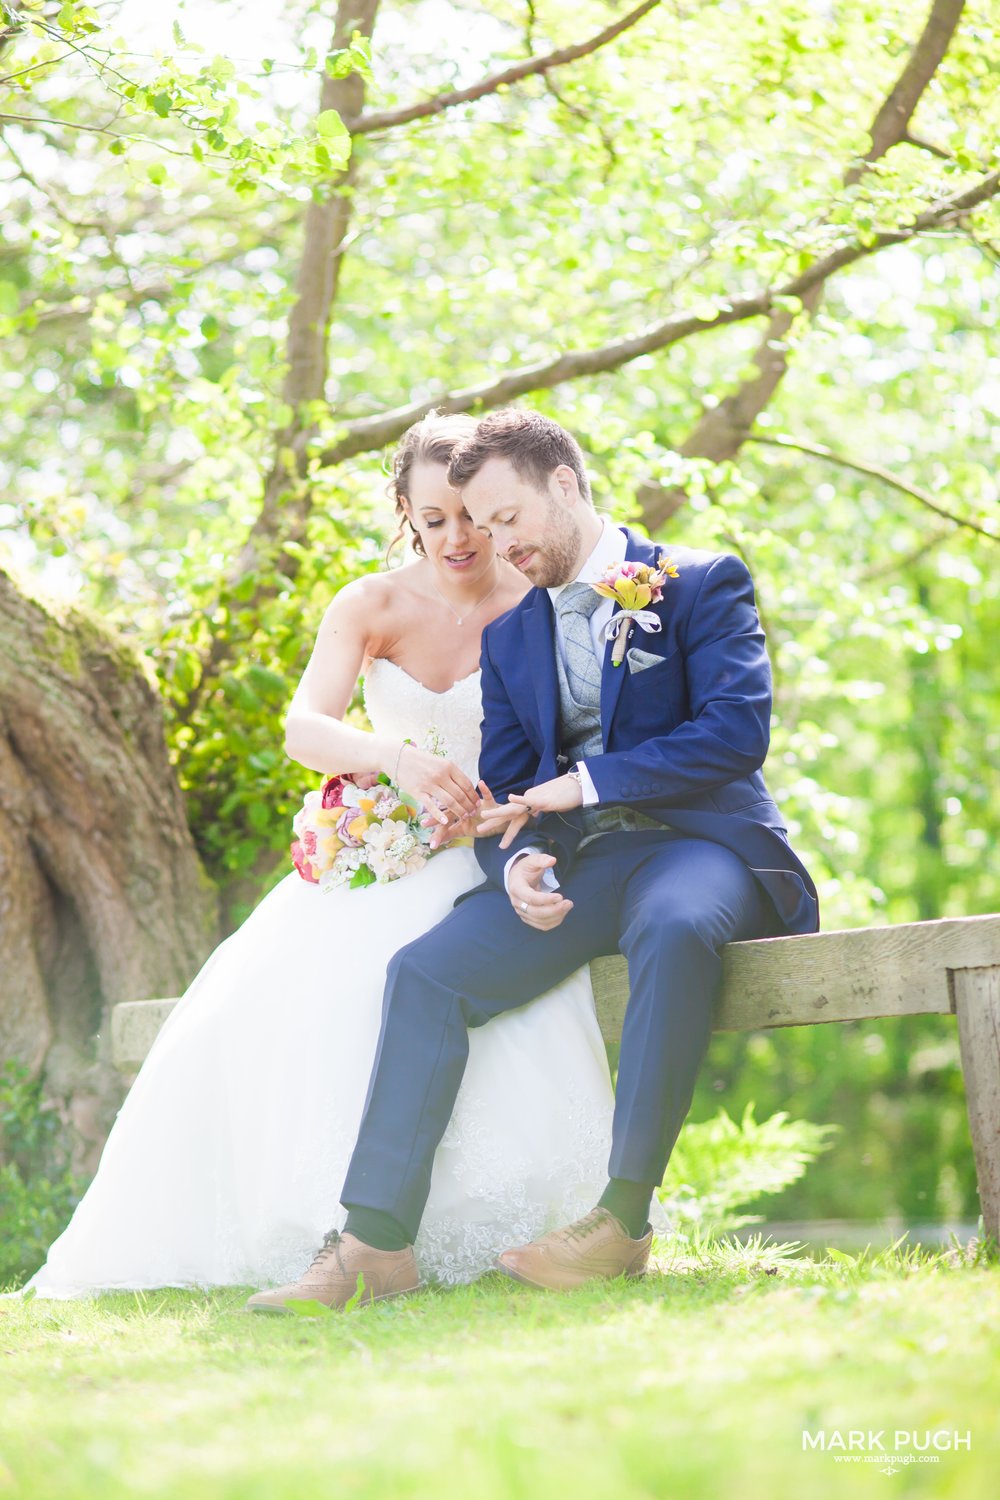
[
  {"xmin": 598, "ymin": 1179, "xmax": 655, "ymax": 1239},
  {"xmin": 343, "ymin": 1206, "xmax": 412, "ymax": 1252}
]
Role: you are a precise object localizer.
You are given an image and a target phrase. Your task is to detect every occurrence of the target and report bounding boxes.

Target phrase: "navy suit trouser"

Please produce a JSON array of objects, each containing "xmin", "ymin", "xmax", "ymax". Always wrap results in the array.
[{"xmin": 340, "ymin": 831, "xmax": 776, "ymax": 1239}]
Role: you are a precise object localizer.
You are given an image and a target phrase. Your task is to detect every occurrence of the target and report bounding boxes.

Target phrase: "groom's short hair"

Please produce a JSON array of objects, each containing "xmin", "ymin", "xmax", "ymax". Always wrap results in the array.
[{"xmin": 447, "ymin": 409, "xmax": 592, "ymax": 504}]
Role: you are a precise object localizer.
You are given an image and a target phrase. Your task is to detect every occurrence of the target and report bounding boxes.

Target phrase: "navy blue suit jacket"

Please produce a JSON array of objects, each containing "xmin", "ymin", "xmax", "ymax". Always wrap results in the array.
[{"xmin": 474, "ymin": 526, "xmax": 819, "ymax": 937}]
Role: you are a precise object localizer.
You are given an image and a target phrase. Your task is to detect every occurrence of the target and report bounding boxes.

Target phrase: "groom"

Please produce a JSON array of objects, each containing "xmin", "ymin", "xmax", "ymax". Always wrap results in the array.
[{"xmin": 247, "ymin": 410, "xmax": 819, "ymax": 1311}]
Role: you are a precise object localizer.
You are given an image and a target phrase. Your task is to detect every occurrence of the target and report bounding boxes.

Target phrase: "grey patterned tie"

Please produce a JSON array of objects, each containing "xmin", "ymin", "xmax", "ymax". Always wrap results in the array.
[{"xmin": 555, "ymin": 582, "xmax": 604, "ymax": 704}]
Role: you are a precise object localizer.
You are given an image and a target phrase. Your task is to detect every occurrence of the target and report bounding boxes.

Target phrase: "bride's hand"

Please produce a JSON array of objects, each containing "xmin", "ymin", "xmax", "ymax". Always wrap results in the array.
[
  {"xmin": 395, "ymin": 743, "xmax": 480, "ymax": 823},
  {"xmin": 424, "ymin": 782, "xmax": 500, "ymax": 849}
]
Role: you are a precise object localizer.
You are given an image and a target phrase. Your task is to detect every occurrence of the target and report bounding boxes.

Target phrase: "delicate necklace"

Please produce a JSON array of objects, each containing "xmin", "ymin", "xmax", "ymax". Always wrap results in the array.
[{"xmin": 428, "ymin": 567, "xmax": 503, "ymax": 626}]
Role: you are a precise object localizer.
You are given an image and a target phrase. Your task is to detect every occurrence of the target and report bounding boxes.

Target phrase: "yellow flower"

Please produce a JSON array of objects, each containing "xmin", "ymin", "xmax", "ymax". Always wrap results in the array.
[{"xmin": 348, "ymin": 814, "xmax": 372, "ymax": 840}]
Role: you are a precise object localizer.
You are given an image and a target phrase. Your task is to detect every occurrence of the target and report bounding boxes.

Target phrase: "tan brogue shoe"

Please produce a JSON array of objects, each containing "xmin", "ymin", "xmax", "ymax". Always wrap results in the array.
[
  {"xmin": 245, "ymin": 1230, "xmax": 421, "ymax": 1314},
  {"xmin": 497, "ymin": 1207, "xmax": 652, "ymax": 1291}
]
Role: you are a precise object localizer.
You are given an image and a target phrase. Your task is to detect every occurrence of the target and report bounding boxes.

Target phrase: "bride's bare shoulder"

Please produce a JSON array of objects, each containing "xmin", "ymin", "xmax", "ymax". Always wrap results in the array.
[
  {"xmin": 317, "ymin": 568, "xmax": 424, "ymax": 662},
  {"xmin": 322, "ymin": 570, "xmax": 397, "ymax": 621}
]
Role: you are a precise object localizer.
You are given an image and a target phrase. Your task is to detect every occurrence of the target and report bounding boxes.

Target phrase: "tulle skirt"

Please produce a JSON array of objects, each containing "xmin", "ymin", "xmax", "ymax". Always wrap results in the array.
[{"xmin": 24, "ymin": 845, "xmax": 618, "ymax": 1296}]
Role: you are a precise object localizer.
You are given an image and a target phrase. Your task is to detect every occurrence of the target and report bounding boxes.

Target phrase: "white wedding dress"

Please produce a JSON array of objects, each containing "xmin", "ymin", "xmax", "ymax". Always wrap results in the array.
[{"xmin": 23, "ymin": 660, "xmax": 618, "ymax": 1297}]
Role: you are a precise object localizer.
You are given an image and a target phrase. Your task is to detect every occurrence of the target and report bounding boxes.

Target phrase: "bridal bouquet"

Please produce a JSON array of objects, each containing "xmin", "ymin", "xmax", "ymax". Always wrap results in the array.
[{"xmin": 290, "ymin": 772, "xmax": 434, "ymax": 891}]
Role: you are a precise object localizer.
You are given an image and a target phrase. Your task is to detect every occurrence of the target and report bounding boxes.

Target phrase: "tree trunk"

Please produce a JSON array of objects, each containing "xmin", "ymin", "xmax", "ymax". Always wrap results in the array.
[{"xmin": 0, "ymin": 567, "xmax": 216, "ymax": 1169}]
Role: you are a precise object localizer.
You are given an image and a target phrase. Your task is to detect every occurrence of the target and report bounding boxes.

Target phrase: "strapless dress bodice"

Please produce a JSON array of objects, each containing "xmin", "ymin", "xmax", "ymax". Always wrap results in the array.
[{"xmin": 362, "ymin": 659, "xmax": 482, "ymax": 784}]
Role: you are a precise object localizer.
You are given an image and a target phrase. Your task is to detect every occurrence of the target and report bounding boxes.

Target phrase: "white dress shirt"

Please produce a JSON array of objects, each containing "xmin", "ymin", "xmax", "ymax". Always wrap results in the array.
[{"xmin": 504, "ymin": 517, "xmax": 627, "ymax": 893}]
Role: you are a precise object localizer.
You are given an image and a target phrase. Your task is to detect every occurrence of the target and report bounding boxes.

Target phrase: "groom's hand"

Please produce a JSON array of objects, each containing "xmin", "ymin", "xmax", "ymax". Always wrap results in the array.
[
  {"xmin": 477, "ymin": 774, "xmax": 584, "ymax": 851},
  {"xmin": 475, "ymin": 800, "xmax": 535, "ymax": 849},
  {"xmin": 508, "ymin": 774, "xmax": 584, "ymax": 817},
  {"xmin": 508, "ymin": 853, "xmax": 573, "ymax": 932}
]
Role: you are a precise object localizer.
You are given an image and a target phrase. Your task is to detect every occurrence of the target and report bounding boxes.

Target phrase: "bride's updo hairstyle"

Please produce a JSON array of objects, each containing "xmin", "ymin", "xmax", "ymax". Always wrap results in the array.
[{"xmin": 386, "ymin": 410, "xmax": 480, "ymax": 562}]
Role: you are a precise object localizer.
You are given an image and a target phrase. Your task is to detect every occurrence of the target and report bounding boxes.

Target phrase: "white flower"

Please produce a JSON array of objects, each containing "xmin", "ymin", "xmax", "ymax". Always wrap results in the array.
[
  {"xmin": 322, "ymin": 845, "xmax": 368, "ymax": 890},
  {"xmin": 420, "ymin": 725, "xmax": 450, "ymax": 758},
  {"xmin": 363, "ymin": 818, "xmax": 428, "ymax": 882}
]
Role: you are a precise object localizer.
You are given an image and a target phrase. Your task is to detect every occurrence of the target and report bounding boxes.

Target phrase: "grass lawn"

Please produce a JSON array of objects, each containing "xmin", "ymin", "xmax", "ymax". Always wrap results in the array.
[{"xmin": 1, "ymin": 1238, "xmax": 997, "ymax": 1500}]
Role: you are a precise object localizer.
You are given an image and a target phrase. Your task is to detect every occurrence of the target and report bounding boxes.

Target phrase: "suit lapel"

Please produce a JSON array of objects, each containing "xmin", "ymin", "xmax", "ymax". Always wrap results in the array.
[
  {"xmin": 599, "ymin": 528, "xmax": 662, "ymax": 746},
  {"xmin": 520, "ymin": 589, "xmax": 560, "ymax": 755},
  {"xmin": 520, "ymin": 529, "xmax": 668, "ymax": 756}
]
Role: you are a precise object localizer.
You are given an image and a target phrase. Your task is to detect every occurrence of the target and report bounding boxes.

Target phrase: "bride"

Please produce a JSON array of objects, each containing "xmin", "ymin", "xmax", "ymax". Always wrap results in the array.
[{"xmin": 21, "ymin": 412, "xmax": 617, "ymax": 1298}]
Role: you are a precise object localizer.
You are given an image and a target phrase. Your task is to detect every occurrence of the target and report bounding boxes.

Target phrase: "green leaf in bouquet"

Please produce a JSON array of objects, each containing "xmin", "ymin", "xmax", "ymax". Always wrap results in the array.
[
  {"xmin": 350, "ymin": 865, "xmax": 376, "ymax": 889},
  {"xmin": 377, "ymin": 773, "xmax": 391, "ymax": 785}
]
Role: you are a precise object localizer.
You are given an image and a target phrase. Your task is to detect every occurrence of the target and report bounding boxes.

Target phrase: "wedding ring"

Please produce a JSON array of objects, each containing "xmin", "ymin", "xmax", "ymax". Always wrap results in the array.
[{"xmin": 520, "ymin": 901, "xmax": 528, "ymax": 912}]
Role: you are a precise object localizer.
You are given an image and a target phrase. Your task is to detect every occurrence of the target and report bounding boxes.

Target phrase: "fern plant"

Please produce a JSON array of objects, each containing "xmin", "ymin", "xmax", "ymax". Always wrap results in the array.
[{"xmin": 659, "ymin": 1103, "xmax": 838, "ymax": 1237}]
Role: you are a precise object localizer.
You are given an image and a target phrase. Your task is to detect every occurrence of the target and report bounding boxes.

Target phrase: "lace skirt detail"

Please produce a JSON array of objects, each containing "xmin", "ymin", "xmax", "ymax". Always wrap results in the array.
[{"xmin": 24, "ymin": 845, "xmax": 618, "ymax": 1297}]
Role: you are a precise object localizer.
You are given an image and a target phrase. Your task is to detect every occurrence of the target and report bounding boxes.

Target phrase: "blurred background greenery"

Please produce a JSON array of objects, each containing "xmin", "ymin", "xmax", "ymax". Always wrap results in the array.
[{"xmin": 1, "ymin": 0, "xmax": 997, "ymax": 1254}]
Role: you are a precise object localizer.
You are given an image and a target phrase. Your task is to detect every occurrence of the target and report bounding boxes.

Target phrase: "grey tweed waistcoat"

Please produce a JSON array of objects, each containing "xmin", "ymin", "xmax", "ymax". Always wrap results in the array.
[{"xmin": 553, "ymin": 590, "xmax": 662, "ymax": 842}]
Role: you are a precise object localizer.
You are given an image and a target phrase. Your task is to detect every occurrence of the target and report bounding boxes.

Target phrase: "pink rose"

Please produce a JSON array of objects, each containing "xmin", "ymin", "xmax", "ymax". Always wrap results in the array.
[
  {"xmin": 321, "ymin": 775, "xmax": 351, "ymax": 809},
  {"xmin": 290, "ymin": 839, "xmax": 319, "ymax": 884}
]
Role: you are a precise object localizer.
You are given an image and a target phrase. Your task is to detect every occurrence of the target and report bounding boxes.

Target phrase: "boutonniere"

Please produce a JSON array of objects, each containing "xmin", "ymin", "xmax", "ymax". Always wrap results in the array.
[{"xmin": 592, "ymin": 555, "xmax": 679, "ymax": 666}]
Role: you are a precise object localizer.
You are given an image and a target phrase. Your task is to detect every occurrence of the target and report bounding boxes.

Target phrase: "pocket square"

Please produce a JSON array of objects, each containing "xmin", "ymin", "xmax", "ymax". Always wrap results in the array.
[{"xmin": 626, "ymin": 647, "xmax": 664, "ymax": 675}]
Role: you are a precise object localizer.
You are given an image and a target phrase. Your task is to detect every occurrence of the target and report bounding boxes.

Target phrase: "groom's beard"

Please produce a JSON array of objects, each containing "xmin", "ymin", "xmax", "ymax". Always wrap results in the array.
[{"xmin": 507, "ymin": 504, "xmax": 581, "ymax": 588}]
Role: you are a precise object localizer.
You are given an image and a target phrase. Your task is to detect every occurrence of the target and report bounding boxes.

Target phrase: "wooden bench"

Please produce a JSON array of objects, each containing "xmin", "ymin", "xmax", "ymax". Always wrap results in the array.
[{"xmin": 111, "ymin": 912, "xmax": 1000, "ymax": 1241}]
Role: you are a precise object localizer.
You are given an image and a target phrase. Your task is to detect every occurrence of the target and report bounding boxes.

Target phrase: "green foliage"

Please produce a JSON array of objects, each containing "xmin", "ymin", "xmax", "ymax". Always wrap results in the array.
[
  {"xmin": 0, "ymin": 1062, "xmax": 87, "ymax": 1286},
  {"xmin": 693, "ymin": 1013, "xmax": 981, "ymax": 1224},
  {"xmin": 660, "ymin": 1103, "xmax": 837, "ymax": 1236},
  {"xmin": 1, "ymin": 0, "xmax": 998, "ymax": 1217},
  {"xmin": 0, "ymin": 2, "xmax": 356, "ymax": 194},
  {"xmin": 160, "ymin": 495, "xmax": 385, "ymax": 919}
]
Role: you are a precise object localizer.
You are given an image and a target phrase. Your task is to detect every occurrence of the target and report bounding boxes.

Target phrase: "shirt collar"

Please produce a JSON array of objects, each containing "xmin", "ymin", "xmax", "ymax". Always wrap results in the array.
[{"xmin": 547, "ymin": 516, "xmax": 627, "ymax": 605}]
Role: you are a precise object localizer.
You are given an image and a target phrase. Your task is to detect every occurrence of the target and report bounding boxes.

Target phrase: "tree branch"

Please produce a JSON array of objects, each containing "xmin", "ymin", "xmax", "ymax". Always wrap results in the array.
[
  {"xmin": 3, "ymin": 132, "xmax": 116, "ymax": 234},
  {"xmin": 860, "ymin": 527, "xmax": 954, "ymax": 581},
  {"xmin": 310, "ymin": 166, "xmax": 1000, "ymax": 467},
  {"xmin": 861, "ymin": 0, "xmax": 965, "ymax": 170},
  {"xmin": 0, "ymin": 45, "xmax": 75, "ymax": 86},
  {"xmin": 901, "ymin": 129, "xmax": 953, "ymax": 162},
  {"xmin": 348, "ymin": 0, "xmax": 660, "ymax": 135},
  {"xmin": 0, "ymin": 111, "xmax": 126, "ymax": 134},
  {"xmin": 746, "ymin": 433, "xmax": 1000, "ymax": 544},
  {"xmin": 235, "ymin": 0, "xmax": 381, "ymax": 559},
  {"xmin": 640, "ymin": 0, "xmax": 968, "ymax": 529},
  {"xmin": 0, "ymin": 111, "xmax": 229, "ymax": 161},
  {"xmin": 176, "ymin": 0, "xmax": 382, "ymax": 725}
]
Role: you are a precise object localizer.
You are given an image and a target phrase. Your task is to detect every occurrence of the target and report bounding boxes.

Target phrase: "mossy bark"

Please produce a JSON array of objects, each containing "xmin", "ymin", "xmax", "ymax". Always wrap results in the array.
[{"xmin": 0, "ymin": 567, "xmax": 217, "ymax": 1168}]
